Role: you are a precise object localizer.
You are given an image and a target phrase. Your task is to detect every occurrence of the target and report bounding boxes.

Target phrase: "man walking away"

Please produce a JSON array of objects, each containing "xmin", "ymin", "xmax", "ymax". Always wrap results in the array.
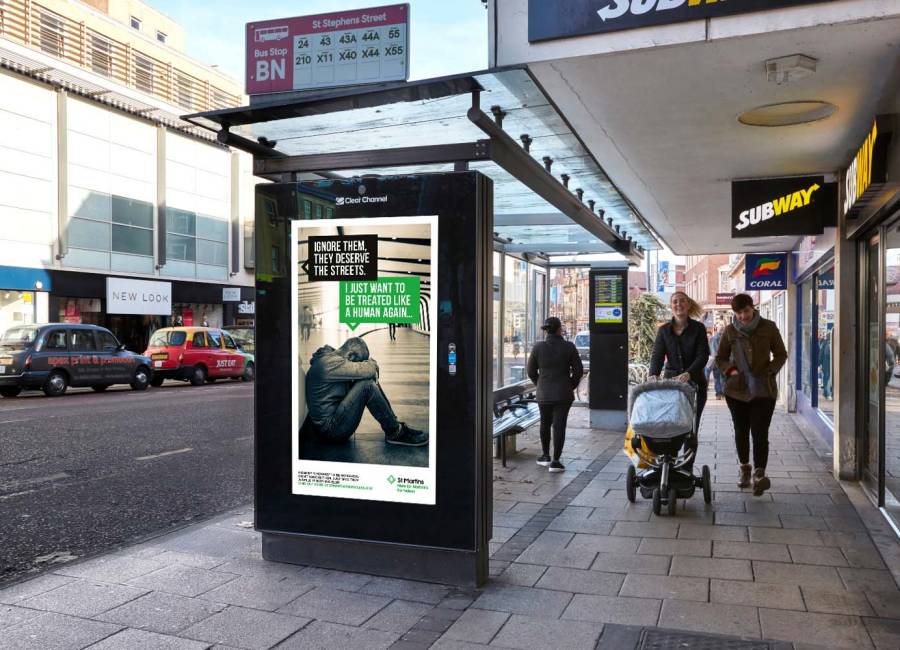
[
  {"xmin": 301, "ymin": 306, "xmax": 314, "ymax": 342},
  {"xmin": 527, "ymin": 317, "xmax": 584, "ymax": 473}
]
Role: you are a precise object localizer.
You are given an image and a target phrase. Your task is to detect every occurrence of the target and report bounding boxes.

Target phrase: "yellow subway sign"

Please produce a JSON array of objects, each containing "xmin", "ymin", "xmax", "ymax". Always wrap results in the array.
[{"xmin": 843, "ymin": 120, "xmax": 881, "ymax": 216}]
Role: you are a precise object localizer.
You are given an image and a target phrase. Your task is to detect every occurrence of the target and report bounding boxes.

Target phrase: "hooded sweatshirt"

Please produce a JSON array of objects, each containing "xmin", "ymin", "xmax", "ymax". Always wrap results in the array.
[{"xmin": 305, "ymin": 345, "xmax": 379, "ymax": 430}]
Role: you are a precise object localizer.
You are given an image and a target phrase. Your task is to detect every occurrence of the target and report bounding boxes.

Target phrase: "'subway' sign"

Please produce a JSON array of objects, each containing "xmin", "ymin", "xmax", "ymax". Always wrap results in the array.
[
  {"xmin": 731, "ymin": 175, "xmax": 836, "ymax": 239},
  {"xmin": 528, "ymin": 0, "xmax": 830, "ymax": 42}
]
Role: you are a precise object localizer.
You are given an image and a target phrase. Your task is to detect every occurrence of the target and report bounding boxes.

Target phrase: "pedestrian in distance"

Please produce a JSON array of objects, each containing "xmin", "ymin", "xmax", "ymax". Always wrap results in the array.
[
  {"xmin": 388, "ymin": 322, "xmax": 397, "ymax": 341},
  {"xmin": 709, "ymin": 323, "xmax": 725, "ymax": 399},
  {"xmin": 300, "ymin": 305, "xmax": 314, "ymax": 342},
  {"xmin": 527, "ymin": 317, "xmax": 584, "ymax": 473},
  {"xmin": 648, "ymin": 291, "xmax": 710, "ymax": 468},
  {"xmin": 716, "ymin": 293, "xmax": 787, "ymax": 496}
]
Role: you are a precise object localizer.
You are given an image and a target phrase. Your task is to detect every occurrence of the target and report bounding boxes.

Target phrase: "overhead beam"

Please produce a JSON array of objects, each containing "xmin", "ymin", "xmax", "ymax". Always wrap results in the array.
[
  {"xmin": 501, "ymin": 243, "xmax": 615, "ymax": 253},
  {"xmin": 254, "ymin": 141, "xmax": 490, "ymax": 175},
  {"xmin": 494, "ymin": 212, "xmax": 572, "ymax": 226},
  {"xmin": 467, "ymin": 103, "xmax": 642, "ymax": 265}
]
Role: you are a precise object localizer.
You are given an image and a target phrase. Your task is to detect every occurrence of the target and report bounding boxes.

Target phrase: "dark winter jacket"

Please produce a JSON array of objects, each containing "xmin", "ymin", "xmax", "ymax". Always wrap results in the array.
[
  {"xmin": 715, "ymin": 318, "xmax": 787, "ymax": 402},
  {"xmin": 649, "ymin": 318, "xmax": 710, "ymax": 386},
  {"xmin": 305, "ymin": 345, "xmax": 378, "ymax": 430},
  {"xmin": 527, "ymin": 334, "xmax": 584, "ymax": 403}
]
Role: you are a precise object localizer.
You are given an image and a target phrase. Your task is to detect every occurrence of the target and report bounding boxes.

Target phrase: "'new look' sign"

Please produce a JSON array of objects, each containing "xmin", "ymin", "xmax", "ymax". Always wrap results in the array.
[
  {"xmin": 107, "ymin": 278, "xmax": 172, "ymax": 316},
  {"xmin": 528, "ymin": 0, "xmax": 830, "ymax": 42},
  {"xmin": 745, "ymin": 253, "xmax": 788, "ymax": 291}
]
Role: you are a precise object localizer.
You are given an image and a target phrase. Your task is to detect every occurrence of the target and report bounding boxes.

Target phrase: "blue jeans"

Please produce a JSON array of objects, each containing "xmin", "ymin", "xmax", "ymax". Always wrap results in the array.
[
  {"xmin": 713, "ymin": 368, "xmax": 724, "ymax": 396},
  {"xmin": 320, "ymin": 379, "xmax": 400, "ymax": 442}
]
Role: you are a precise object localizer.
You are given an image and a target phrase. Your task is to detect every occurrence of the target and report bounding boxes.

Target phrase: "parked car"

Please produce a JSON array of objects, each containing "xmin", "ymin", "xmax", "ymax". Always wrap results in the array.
[
  {"xmin": 574, "ymin": 330, "xmax": 591, "ymax": 368},
  {"xmin": 144, "ymin": 327, "xmax": 250, "ymax": 386},
  {"xmin": 0, "ymin": 324, "xmax": 152, "ymax": 397},
  {"xmin": 224, "ymin": 326, "xmax": 255, "ymax": 356}
]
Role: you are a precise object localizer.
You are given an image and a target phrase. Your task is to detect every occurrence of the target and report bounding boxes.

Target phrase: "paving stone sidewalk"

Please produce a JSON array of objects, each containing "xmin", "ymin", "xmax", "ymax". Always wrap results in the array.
[{"xmin": 1, "ymin": 400, "xmax": 899, "ymax": 649}]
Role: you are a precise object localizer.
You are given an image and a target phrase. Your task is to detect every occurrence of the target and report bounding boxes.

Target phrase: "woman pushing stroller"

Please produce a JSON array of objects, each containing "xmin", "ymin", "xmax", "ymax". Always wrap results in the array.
[{"xmin": 648, "ymin": 292, "xmax": 710, "ymax": 465}]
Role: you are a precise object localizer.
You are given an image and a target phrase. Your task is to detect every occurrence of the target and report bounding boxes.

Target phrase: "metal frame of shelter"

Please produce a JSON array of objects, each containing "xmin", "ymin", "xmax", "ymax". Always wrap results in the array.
[{"xmin": 183, "ymin": 67, "xmax": 659, "ymax": 265}]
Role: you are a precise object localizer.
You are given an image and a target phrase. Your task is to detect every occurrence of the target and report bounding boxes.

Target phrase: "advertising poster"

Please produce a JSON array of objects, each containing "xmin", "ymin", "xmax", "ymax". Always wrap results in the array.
[{"xmin": 291, "ymin": 216, "xmax": 437, "ymax": 505}]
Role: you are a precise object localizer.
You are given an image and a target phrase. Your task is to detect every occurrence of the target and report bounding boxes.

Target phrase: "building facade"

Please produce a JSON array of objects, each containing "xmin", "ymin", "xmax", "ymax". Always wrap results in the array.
[
  {"xmin": 488, "ymin": 0, "xmax": 900, "ymax": 530},
  {"xmin": 0, "ymin": 0, "xmax": 256, "ymax": 350}
]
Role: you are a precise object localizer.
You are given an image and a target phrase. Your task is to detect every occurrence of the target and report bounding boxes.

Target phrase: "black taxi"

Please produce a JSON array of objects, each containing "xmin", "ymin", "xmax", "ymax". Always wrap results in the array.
[{"xmin": 0, "ymin": 324, "xmax": 153, "ymax": 397}]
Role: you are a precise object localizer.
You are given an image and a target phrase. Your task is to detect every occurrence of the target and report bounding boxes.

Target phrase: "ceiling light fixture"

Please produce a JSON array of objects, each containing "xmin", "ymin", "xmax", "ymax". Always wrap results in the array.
[
  {"xmin": 765, "ymin": 54, "xmax": 817, "ymax": 84},
  {"xmin": 738, "ymin": 101, "xmax": 836, "ymax": 127}
]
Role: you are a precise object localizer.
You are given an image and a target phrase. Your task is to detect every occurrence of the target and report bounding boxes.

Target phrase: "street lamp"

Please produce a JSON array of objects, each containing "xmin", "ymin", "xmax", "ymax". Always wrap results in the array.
[{"xmin": 33, "ymin": 280, "xmax": 43, "ymax": 324}]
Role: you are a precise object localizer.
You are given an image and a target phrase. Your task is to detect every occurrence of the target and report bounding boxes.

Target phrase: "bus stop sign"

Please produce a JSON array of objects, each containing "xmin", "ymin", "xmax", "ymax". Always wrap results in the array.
[{"xmin": 246, "ymin": 4, "xmax": 409, "ymax": 95}]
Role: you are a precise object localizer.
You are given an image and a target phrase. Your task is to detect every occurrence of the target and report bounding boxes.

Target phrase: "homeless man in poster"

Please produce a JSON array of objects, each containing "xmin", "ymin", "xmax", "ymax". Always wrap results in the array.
[{"xmin": 291, "ymin": 216, "xmax": 437, "ymax": 505}]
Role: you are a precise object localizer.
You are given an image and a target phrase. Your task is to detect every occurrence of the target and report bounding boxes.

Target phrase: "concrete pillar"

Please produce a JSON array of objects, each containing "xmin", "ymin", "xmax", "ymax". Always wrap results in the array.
[
  {"xmin": 784, "ymin": 254, "xmax": 798, "ymax": 413},
  {"xmin": 833, "ymin": 204, "xmax": 858, "ymax": 479}
]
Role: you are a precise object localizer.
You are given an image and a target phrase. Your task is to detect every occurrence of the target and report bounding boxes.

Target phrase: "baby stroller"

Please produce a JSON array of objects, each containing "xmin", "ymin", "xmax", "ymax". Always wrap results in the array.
[{"xmin": 623, "ymin": 379, "xmax": 711, "ymax": 515}]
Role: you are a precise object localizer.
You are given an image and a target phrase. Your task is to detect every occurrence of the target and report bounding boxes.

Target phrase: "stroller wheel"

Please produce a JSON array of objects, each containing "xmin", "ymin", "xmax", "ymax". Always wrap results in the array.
[
  {"xmin": 702, "ymin": 465, "xmax": 712, "ymax": 504},
  {"xmin": 652, "ymin": 488, "xmax": 661, "ymax": 515},
  {"xmin": 667, "ymin": 486, "xmax": 677, "ymax": 516},
  {"xmin": 626, "ymin": 465, "xmax": 637, "ymax": 503}
]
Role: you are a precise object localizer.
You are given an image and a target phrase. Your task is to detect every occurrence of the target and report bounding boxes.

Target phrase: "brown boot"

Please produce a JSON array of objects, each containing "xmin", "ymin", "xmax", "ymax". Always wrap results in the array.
[
  {"xmin": 752, "ymin": 468, "xmax": 771, "ymax": 496},
  {"xmin": 737, "ymin": 464, "xmax": 752, "ymax": 488}
]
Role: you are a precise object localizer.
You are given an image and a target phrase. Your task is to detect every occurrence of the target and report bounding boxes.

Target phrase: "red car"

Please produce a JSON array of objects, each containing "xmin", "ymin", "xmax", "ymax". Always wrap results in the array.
[{"xmin": 144, "ymin": 327, "xmax": 249, "ymax": 386}]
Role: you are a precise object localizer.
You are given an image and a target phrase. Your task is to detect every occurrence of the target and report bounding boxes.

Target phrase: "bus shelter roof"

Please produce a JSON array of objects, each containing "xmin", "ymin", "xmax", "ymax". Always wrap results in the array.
[{"xmin": 184, "ymin": 68, "xmax": 660, "ymax": 262}]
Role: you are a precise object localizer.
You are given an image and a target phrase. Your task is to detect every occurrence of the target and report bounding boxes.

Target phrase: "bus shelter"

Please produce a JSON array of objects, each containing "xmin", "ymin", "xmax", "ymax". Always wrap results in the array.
[{"xmin": 186, "ymin": 67, "xmax": 659, "ymax": 586}]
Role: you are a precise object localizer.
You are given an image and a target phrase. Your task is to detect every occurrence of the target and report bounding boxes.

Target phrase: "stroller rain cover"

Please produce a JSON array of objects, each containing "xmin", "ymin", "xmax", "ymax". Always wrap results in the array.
[{"xmin": 628, "ymin": 380, "xmax": 695, "ymax": 439}]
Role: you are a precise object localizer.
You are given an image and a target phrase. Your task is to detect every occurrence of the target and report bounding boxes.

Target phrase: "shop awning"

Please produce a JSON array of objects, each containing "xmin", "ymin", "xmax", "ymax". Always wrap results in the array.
[{"xmin": 184, "ymin": 68, "xmax": 661, "ymax": 264}]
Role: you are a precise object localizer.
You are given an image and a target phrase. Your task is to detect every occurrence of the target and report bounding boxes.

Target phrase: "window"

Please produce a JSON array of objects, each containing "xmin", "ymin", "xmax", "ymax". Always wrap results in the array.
[
  {"xmin": 271, "ymin": 246, "xmax": 281, "ymax": 274},
  {"xmin": 503, "ymin": 255, "xmax": 528, "ymax": 386},
  {"xmin": 801, "ymin": 279, "xmax": 813, "ymax": 396},
  {"xmin": 44, "ymin": 330, "xmax": 67, "ymax": 350},
  {"xmin": 130, "ymin": 16, "xmax": 141, "ymax": 30},
  {"xmin": 156, "ymin": 31, "xmax": 167, "ymax": 43},
  {"xmin": 210, "ymin": 88, "xmax": 234, "ymax": 109},
  {"xmin": 816, "ymin": 266, "xmax": 835, "ymax": 419},
  {"xmin": 96, "ymin": 330, "xmax": 119, "ymax": 351},
  {"xmin": 303, "ymin": 201, "xmax": 311, "ymax": 219},
  {"xmin": 191, "ymin": 332, "xmax": 207, "ymax": 348},
  {"xmin": 315, "ymin": 204, "xmax": 322, "ymax": 218},
  {"xmin": 39, "ymin": 11, "xmax": 65, "ymax": 58},
  {"xmin": 207, "ymin": 330, "xmax": 223, "ymax": 348},
  {"xmin": 166, "ymin": 209, "xmax": 229, "ymax": 276},
  {"xmin": 134, "ymin": 54, "xmax": 154, "ymax": 94},
  {"xmin": 150, "ymin": 330, "xmax": 186, "ymax": 347},
  {"xmin": 69, "ymin": 329, "xmax": 96, "ymax": 352},
  {"xmin": 90, "ymin": 35, "xmax": 112, "ymax": 77},
  {"xmin": 174, "ymin": 73, "xmax": 194, "ymax": 110},
  {"xmin": 68, "ymin": 193, "xmax": 153, "ymax": 260},
  {"xmin": 326, "ymin": 208, "xmax": 334, "ymax": 219},
  {"xmin": 223, "ymin": 333, "xmax": 237, "ymax": 350}
]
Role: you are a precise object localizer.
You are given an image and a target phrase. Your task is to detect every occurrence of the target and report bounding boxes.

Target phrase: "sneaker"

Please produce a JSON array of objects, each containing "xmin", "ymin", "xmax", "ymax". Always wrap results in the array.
[
  {"xmin": 752, "ymin": 468, "xmax": 771, "ymax": 496},
  {"xmin": 548, "ymin": 460, "xmax": 565, "ymax": 473},
  {"xmin": 536, "ymin": 454, "xmax": 551, "ymax": 467},
  {"xmin": 737, "ymin": 463, "xmax": 752, "ymax": 488},
  {"xmin": 386, "ymin": 423, "xmax": 428, "ymax": 447}
]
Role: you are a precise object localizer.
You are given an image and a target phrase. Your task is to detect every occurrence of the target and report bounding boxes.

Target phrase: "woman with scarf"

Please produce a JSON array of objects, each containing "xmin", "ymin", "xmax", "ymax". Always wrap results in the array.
[
  {"xmin": 648, "ymin": 291, "xmax": 710, "ymax": 468},
  {"xmin": 716, "ymin": 293, "xmax": 787, "ymax": 495}
]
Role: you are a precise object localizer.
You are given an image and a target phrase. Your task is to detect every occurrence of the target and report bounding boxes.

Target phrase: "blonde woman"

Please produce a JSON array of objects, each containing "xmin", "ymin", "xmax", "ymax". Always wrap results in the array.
[{"xmin": 648, "ymin": 292, "xmax": 711, "ymax": 464}]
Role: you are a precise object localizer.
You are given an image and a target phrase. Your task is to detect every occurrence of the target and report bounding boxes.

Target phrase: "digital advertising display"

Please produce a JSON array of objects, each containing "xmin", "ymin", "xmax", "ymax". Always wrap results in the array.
[{"xmin": 291, "ymin": 216, "xmax": 437, "ymax": 505}]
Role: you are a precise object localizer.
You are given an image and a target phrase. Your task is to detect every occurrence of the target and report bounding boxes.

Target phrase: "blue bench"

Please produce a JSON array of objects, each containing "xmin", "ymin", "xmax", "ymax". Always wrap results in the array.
[{"xmin": 492, "ymin": 381, "xmax": 540, "ymax": 467}]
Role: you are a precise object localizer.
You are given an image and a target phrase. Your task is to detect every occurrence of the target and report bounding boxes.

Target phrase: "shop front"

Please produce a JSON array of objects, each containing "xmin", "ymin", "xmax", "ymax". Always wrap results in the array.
[
  {"xmin": 49, "ymin": 270, "xmax": 252, "ymax": 352},
  {"xmin": 846, "ymin": 115, "xmax": 900, "ymax": 529},
  {"xmin": 792, "ymin": 233, "xmax": 836, "ymax": 440},
  {"xmin": 0, "ymin": 266, "xmax": 51, "ymax": 334}
]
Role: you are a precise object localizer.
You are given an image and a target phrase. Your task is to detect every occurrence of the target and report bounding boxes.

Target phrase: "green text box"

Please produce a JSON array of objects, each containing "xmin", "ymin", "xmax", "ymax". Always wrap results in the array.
[{"xmin": 339, "ymin": 277, "xmax": 421, "ymax": 330}]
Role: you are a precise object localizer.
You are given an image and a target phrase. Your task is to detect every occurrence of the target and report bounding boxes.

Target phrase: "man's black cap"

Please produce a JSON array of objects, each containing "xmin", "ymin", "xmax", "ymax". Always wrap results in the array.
[{"xmin": 541, "ymin": 316, "xmax": 562, "ymax": 331}]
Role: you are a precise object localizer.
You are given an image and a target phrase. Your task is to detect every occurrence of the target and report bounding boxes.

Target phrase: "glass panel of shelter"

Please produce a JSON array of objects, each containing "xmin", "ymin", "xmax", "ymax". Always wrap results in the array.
[{"xmin": 883, "ymin": 225, "xmax": 900, "ymax": 518}]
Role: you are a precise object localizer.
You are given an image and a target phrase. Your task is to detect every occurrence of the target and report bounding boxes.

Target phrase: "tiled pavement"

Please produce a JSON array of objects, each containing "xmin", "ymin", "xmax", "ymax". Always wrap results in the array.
[{"xmin": 2, "ymin": 400, "xmax": 900, "ymax": 649}]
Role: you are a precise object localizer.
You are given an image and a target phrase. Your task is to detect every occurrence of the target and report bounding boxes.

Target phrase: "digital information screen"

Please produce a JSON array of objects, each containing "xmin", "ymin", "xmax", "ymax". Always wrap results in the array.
[
  {"xmin": 593, "ymin": 274, "xmax": 624, "ymax": 324},
  {"xmin": 291, "ymin": 216, "xmax": 437, "ymax": 505}
]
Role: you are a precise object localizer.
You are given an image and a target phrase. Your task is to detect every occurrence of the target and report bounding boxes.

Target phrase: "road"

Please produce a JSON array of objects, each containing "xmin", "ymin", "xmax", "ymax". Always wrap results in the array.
[{"xmin": 0, "ymin": 380, "xmax": 253, "ymax": 587}]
